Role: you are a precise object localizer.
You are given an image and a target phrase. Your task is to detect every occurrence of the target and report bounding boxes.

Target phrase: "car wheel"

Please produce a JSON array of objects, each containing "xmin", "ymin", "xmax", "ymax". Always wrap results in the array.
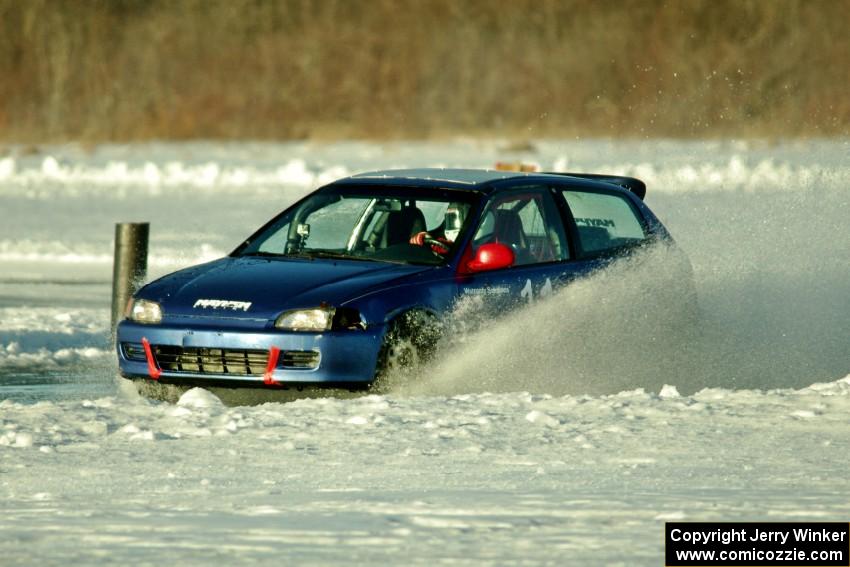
[{"xmin": 372, "ymin": 310, "xmax": 440, "ymax": 392}]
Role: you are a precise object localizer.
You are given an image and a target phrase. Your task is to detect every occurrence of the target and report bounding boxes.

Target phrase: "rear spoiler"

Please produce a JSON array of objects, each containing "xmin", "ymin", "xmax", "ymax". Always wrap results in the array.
[{"xmin": 544, "ymin": 172, "xmax": 647, "ymax": 200}]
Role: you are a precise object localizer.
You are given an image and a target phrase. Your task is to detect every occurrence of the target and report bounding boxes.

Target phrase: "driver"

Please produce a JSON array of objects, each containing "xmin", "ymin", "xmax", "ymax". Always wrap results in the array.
[{"xmin": 409, "ymin": 202, "xmax": 468, "ymax": 255}]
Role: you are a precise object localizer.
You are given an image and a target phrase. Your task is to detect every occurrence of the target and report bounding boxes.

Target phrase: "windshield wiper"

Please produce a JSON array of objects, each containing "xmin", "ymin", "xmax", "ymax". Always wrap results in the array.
[
  {"xmin": 299, "ymin": 249, "xmax": 415, "ymax": 265},
  {"xmin": 247, "ymin": 249, "xmax": 410, "ymax": 265},
  {"xmin": 243, "ymin": 251, "xmax": 286, "ymax": 258},
  {"xmin": 306, "ymin": 250, "xmax": 380, "ymax": 262}
]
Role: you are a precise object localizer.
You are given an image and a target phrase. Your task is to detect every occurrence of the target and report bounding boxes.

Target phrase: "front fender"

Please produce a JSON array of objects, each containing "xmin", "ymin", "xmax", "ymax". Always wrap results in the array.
[{"xmin": 343, "ymin": 273, "xmax": 458, "ymax": 327}]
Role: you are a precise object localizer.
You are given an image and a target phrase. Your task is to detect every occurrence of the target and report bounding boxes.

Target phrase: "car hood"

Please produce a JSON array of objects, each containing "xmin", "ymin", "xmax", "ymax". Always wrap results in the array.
[{"xmin": 142, "ymin": 256, "xmax": 432, "ymax": 321}]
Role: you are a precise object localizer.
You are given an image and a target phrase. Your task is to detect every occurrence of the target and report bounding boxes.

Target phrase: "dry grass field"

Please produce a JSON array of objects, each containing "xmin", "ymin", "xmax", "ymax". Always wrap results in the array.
[{"xmin": 1, "ymin": 0, "xmax": 847, "ymax": 142}]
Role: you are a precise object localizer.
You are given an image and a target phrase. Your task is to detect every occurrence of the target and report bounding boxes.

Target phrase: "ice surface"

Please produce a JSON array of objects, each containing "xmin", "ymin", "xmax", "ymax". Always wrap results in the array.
[
  {"xmin": 1, "ymin": 139, "xmax": 849, "ymax": 564},
  {"xmin": 2, "ymin": 380, "xmax": 850, "ymax": 564}
]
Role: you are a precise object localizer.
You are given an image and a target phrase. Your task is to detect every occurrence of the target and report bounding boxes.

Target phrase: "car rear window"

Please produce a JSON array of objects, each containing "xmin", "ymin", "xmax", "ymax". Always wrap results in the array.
[{"xmin": 561, "ymin": 190, "xmax": 646, "ymax": 255}]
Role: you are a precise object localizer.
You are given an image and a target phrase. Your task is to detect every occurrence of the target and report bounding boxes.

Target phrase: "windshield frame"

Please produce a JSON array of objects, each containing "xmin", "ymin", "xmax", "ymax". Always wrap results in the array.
[{"xmin": 232, "ymin": 184, "xmax": 484, "ymax": 266}]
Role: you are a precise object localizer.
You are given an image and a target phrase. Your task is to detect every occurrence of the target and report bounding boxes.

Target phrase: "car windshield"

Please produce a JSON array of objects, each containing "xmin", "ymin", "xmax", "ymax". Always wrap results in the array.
[{"xmin": 237, "ymin": 185, "xmax": 480, "ymax": 265}]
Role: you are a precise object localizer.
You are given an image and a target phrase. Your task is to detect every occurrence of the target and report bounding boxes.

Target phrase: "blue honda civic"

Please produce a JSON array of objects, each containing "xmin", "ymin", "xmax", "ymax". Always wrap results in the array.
[{"xmin": 116, "ymin": 168, "xmax": 693, "ymax": 394}]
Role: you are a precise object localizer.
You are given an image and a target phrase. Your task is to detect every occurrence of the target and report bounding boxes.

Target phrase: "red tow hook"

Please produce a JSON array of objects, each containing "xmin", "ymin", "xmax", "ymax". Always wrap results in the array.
[
  {"xmin": 141, "ymin": 338, "xmax": 162, "ymax": 380},
  {"xmin": 264, "ymin": 346, "xmax": 282, "ymax": 386}
]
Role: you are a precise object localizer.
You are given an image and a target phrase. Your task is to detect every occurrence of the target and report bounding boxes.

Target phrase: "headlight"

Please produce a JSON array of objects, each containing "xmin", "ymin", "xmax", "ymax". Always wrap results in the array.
[
  {"xmin": 275, "ymin": 307, "xmax": 335, "ymax": 331},
  {"xmin": 129, "ymin": 299, "xmax": 162, "ymax": 324}
]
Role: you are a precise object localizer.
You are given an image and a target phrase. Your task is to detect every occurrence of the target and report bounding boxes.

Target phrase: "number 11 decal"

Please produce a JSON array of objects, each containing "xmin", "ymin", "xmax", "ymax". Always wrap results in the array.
[
  {"xmin": 520, "ymin": 279, "xmax": 533, "ymax": 303},
  {"xmin": 521, "ymin": 278, "xmax": 553, "ymax": 304},
  {"xmin": 540, "ymin": 278, "xmax": 553, "ymax": 298}
]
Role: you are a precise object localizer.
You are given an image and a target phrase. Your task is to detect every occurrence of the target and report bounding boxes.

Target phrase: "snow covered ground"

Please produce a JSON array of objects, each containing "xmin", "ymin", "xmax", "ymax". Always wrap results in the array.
[{"xmin": 1, "ymin": 139, "xmax": 848, "ymax": 564}]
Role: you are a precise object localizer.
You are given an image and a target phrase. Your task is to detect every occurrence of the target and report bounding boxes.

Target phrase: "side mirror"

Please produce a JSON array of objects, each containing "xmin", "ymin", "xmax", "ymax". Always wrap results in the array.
[{"xmin": 466, "ymin": 243, "xmax": 515, "ymax": 273}]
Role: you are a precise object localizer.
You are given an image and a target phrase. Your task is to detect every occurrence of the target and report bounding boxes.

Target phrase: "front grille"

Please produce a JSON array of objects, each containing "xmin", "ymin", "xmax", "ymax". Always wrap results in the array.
[{"xmin": 153, "ymin": 346, "xmax": 269, "ymax": 376}]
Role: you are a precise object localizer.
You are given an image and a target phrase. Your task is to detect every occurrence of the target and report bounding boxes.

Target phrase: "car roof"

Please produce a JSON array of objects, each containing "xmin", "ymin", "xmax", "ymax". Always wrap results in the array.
[
  {"xmin": 347, "ymin": 168, "xmax": 529, "ymax": 186},
  {"xmin": 333, "ymin": 168, "xmax": 635, "ymax": 195}
]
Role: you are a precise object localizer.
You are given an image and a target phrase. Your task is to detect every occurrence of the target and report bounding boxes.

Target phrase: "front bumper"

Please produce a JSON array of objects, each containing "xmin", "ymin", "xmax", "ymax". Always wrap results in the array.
[{"xmin": 116, "ymin": 320, "xmax": 385, "ymax": 388}]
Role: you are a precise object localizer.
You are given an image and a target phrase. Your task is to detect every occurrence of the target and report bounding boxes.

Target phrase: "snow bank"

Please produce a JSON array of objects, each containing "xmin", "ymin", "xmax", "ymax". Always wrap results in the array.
[
  {"xmin": 1, "ymin": 139, "xmax": 847, "ymax": 197},
  {"xmin": 0, "ymin": 239, "xmax": 225, "ymax": 268},
  {"xmin": 0, "ymin": 307, "xmax": 110, "ymax": 371},
  {"xmin": 0, "ymin": 154, "xmax": 349, "ymax": 194},
  {"xmin": 2, "ymin": 378, "xmax": 848, "ymax": 456}
]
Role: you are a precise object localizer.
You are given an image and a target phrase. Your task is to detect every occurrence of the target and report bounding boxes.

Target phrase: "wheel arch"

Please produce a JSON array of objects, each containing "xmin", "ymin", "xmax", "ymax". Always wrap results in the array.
[{"xmin": 383, "ymin": 304, "xmax": 441, "ymax": 327}]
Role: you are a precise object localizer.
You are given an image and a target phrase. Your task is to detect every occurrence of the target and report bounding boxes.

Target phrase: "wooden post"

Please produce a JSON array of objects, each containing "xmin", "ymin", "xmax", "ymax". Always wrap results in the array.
[{"xmin": 111, "ymin": 222, "xmax": 149, "ymax": 339}]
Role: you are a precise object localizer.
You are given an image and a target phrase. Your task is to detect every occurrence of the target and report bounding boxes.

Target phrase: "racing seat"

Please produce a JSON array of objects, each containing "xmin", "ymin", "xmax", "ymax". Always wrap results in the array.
[
  {"xmin": 380, "ymin": 206, "xmax": 426, "ymax": 248},
  {"xmin": 493, "ymin": 209, "xmax": 533, "ymax": 264}
]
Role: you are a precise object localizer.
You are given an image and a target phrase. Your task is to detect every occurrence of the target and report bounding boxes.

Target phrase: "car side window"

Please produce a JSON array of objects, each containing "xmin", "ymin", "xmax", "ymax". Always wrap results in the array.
[
  {"xmin": 258, "ymin": 197, "xmax": 371, "ymax": 254},
  {"xmin": 561, "ymin": 190, "xmax": 646, "ymax": 255},
  {"xmin": 473, "ymin": 189, "xmax": 569, "ymax": 266},
  {"xmin": 256, "ymin": 219, "xmax": 291, "ymax": 254}
]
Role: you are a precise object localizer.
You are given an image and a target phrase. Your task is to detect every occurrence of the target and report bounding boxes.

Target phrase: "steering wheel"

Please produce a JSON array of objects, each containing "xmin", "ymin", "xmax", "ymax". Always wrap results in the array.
[{"xmin": 422, "ymin": 235, "xmax": 450, "ymax": 257}]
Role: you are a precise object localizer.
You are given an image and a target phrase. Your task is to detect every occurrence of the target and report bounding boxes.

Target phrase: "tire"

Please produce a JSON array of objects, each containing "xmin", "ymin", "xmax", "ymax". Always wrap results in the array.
[{"xmin": 372, "ymin": 310, "xmax": 441, "ymax": 392}]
